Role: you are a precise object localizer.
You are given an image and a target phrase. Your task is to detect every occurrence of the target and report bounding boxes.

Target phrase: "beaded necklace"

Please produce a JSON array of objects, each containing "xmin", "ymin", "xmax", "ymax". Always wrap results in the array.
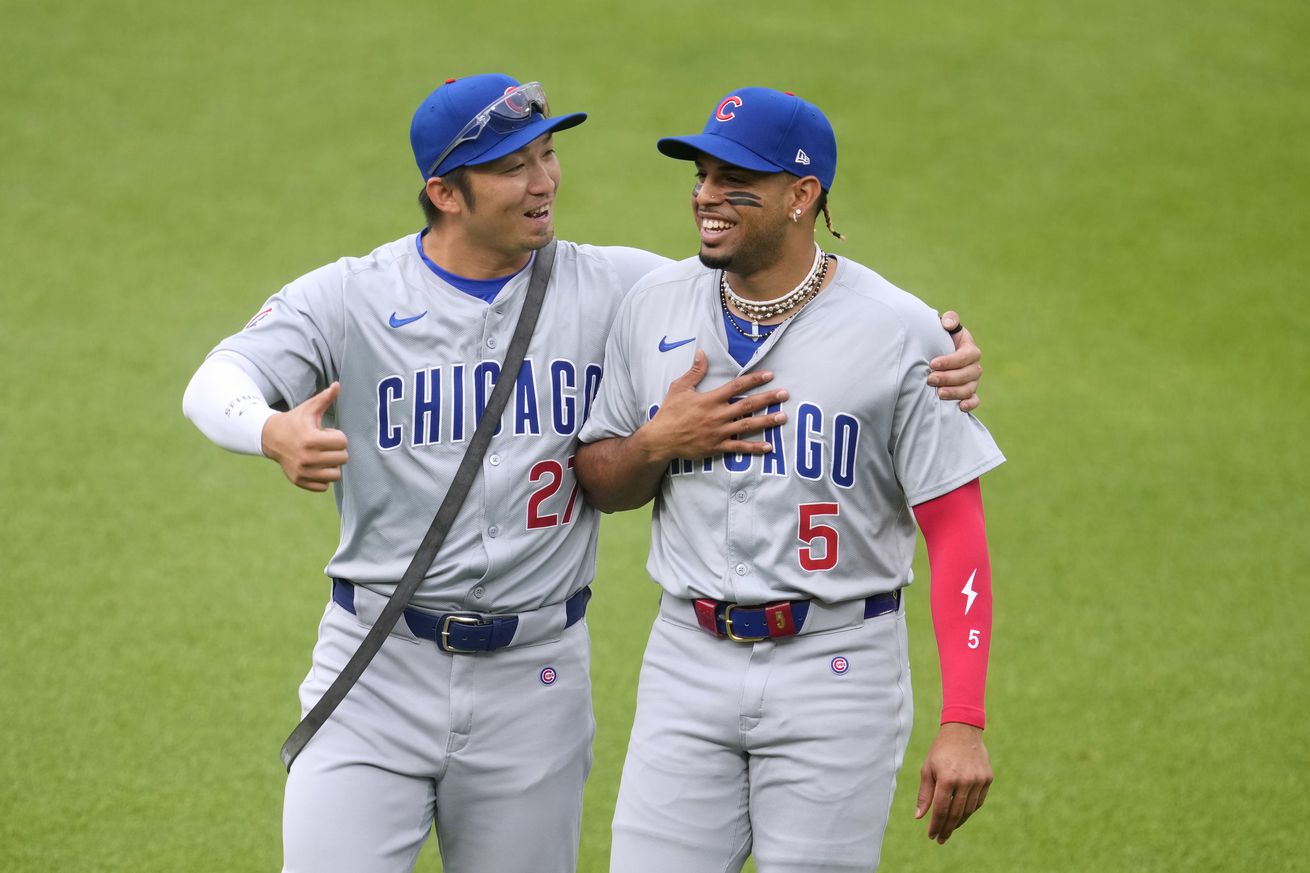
[{"xmin": 719, "ymin": 249, "xmax": 831, "ymax": 340}]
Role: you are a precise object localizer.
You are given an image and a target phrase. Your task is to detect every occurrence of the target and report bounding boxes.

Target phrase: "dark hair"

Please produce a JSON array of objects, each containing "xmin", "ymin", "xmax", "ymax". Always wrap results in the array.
[
  {"xmin": 418, "ymin": 166, "xmax": 476, "ymax": 225},
  {"xmin": 816, "ymin": 190, "xmax": 844, "ymax": 240}
]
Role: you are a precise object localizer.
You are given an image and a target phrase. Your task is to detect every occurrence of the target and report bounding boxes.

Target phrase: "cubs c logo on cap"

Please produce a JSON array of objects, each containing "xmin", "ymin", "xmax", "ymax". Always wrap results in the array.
[{"xmin": 715, "ymin": 95, "xmax": 743, "ymax": 122}]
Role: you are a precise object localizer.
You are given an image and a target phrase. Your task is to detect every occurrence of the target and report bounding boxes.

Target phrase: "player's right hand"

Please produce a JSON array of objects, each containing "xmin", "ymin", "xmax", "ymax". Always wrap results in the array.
[
  {"xmin": 261, "ymin": 382, "xmax": 350, "ymax": 492},
  {"xmin": 915, "ymin": 722, "xmax": 993, "ymax": 845},
  {"xmin": 639, "ymin": 349, "xmax": 788, "ymax": 462}
]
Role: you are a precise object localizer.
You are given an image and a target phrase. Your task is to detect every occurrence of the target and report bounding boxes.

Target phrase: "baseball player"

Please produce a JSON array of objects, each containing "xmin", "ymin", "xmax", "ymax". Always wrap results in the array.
[
  {"xmin": 181, "ymin": 75, "xmax": 986, "ymax": 873},
  {"xmin": 575, "ymin": 87, "xmax": 1004, "ymax": 873}
]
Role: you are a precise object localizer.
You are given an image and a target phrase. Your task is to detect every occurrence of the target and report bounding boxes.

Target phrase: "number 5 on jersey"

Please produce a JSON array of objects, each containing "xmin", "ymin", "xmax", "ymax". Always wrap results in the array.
[{"xmin": 798, "ymin": 502, "xmax": 840, "ymax": 572}]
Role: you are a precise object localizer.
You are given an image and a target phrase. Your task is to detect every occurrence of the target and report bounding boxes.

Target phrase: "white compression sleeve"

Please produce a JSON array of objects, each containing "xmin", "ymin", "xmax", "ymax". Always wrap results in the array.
[{"xmin": 182, "ymin": 352, "xmax": 281, "ymax": 456}]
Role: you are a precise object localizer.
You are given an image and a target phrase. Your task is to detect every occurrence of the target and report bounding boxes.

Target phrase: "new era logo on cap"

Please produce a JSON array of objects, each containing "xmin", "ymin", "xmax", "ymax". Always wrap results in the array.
[{"xmin": 795, "ymin": 149, "xmax": 810, "ymax": 166}]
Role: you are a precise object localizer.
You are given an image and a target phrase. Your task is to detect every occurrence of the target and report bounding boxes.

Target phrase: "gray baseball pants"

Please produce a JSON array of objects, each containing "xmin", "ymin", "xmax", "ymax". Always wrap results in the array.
[
  {"xmin": 610, "ymin": 595, "xmax": 913, "ymax": 873},
  {"xmin": 282, "ymin": 591, "xmax": 594, "ymax": 873}
]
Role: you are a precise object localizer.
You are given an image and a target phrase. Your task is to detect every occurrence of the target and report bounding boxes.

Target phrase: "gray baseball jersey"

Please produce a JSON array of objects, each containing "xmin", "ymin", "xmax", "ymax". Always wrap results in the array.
[
  {"xmin": 214, "ymin": 234, "xmax": 665, "ymax": 612},
  {"xmin": 204, "ymin": 233, "xmax": 666, "ymax": 873},
  {"xmin": 580, "ymin": 254, "xmax": 1005, "ymax": 604},
  {"xmin": 583, "ymin": 254, "xmax": 1003, "ymax": 873}
]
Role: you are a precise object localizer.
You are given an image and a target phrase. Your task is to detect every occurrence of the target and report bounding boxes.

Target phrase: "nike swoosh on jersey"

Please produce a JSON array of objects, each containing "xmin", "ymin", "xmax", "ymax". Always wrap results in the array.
[
  {"xmin": 659, "ymin": 336, "xmax": 695, "ymax": 352},
  {"xmin": 389, "ymin": 311, "xmax": 428, "ymax": 328}
]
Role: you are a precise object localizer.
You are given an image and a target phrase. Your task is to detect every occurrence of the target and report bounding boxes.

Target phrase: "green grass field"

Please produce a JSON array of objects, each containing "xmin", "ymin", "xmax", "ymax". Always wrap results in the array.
[{"xmin": 2, "ymin": 0, "xmax": 1307, "ymax": 870}]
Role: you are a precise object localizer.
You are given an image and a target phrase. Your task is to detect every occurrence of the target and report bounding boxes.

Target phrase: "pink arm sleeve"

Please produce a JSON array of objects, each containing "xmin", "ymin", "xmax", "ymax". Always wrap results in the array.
[{"xmin": 912, "ymin": 478, "xmax": 993, "ymax": 729}]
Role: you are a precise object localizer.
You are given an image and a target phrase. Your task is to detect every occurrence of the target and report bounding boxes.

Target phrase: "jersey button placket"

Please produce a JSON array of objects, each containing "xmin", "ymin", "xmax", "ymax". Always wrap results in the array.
[
  {"xmin": 724, "ymin": 483, "xmax": 746, "ymax": 599},
  {"xmin": 481, "ymin": 453, "xmax": 505, "ymax": 583},
  {"xmin": 480, "ymin": 305, "xmax": 500, "ymax": 352}
]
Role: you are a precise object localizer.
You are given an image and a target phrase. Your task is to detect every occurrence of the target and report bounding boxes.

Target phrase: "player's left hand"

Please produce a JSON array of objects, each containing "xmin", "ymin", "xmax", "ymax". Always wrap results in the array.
[
  {"xmin": 915, "ymin": 722, "xmax": 992, "ymax": 844},
  {"xmin": 929, "ymin": 311, "xmax": 982, "ymax": 413}
]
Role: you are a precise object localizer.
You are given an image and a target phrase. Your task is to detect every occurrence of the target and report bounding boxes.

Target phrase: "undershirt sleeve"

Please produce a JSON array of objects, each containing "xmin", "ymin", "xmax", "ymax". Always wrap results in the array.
[
  {"xmin": 912, "ymin": 478, "xmax": 993, "ymax": 729},
  {"xmin": 182, "ymin": 351, "xmax": 283, "ymax": 456}
]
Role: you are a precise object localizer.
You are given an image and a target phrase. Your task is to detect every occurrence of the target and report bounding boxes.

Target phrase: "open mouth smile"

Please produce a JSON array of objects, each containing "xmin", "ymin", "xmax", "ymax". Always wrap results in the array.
[{"xmin": 700, "ymin": 215, "xmax": 735, "ymax": 241}]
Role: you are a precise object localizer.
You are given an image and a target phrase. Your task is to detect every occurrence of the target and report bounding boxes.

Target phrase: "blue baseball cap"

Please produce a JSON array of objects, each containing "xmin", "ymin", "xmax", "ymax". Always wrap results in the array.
[
  {"xmin": 410, "ymin": 74, "xmax": 587, "ymax": 179},
  {"xmin": 658, "ymin": 87, "xmax": 837, "ymax": 190}
]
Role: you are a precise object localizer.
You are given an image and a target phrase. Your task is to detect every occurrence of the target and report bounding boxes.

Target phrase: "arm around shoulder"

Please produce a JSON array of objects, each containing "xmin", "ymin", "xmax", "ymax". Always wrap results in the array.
[
  {"xmin": 929, "ymin": 310, "xmax": 983, "ymax": 413},
  {"xmin": 574, "ymin": 433, "xmax": 669, "ymax": 513}
]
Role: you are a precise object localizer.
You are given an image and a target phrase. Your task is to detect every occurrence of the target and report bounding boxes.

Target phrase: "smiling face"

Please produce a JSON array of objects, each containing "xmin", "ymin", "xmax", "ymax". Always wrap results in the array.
[
  {"xmin": 428, "ymin": 133, "xmax": 561, "ymax": 273},
  {"xmin": 691, "ymin": 154, "xmax": 796, "ymax": 277},
  {"xmin": 466, "ymin": 133, "xmax": 560, "ymax": 249}
]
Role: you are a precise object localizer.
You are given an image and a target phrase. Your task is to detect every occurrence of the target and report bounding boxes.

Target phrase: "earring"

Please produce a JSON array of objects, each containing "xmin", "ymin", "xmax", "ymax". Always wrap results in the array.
[{"xmin": 791, "ymin": 208, "xmax": 801, "ymax": 223}]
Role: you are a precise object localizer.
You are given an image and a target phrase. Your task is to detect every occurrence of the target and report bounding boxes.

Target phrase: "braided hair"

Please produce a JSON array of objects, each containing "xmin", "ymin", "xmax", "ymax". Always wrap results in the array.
[{"xmin": 817, "ymin": 191, "xmax": 845, "ymax": 241}]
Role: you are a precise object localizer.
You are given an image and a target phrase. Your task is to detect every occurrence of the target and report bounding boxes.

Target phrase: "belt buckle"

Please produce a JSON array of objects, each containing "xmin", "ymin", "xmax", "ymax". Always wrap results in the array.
[
  {"xmin": 722, "ymin": 604, "xmax": 768, "ymax": 643},
  {"xmin": 440, "ymin": 613, "xmax": 486, "ymax": 653}
]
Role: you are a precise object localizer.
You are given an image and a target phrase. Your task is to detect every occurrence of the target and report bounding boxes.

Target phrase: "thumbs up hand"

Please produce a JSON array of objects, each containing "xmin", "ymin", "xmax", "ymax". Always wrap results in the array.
[{"xmin": 261, "ymin": 382, "xmax": 350, "ymax": 492}]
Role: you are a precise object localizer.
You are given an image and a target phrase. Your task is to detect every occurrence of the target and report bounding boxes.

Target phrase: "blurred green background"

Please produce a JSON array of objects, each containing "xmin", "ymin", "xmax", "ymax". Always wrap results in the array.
[{"xmin": 2, "ymin": 0, "xmax": 1306, "ymax": 870}]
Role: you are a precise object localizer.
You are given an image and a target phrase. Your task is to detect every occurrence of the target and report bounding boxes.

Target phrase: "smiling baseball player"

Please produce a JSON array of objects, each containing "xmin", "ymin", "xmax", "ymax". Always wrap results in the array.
[
  {"xmin": 576, "ymin": 88, "xmax": 1004, "ymax": 873},
  {"xmin": 182, "ymin": 75, "xmax": 987, "ymax": 873}
]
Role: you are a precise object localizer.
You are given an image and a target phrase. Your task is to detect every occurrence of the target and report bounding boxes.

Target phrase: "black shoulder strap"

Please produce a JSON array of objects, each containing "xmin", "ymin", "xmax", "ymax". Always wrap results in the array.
[{"xmin": 279, "ymin": 240, "xmax": 559, "ymax": 770}]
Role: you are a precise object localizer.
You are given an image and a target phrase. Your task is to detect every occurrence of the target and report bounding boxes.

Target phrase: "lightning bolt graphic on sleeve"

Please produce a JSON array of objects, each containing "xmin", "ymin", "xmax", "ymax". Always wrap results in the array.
[{"xmin": 961, "ymin": 569, "xmax": 978, "ymax": 615}]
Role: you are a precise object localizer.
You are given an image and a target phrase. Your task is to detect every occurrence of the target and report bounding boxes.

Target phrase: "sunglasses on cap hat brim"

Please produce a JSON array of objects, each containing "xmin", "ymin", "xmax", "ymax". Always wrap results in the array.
[{"xmin": 427, "ymin": 81, "xmax": 552, "ymax": 178}]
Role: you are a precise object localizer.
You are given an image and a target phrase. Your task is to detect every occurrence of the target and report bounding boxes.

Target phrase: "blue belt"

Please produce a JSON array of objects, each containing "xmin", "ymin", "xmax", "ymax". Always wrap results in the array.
[
  {"xmin": 693, "ymin": 590, "xmax": 901, "ymax": 642},
  {"xmin": 332, "ymin": 578, "xmax": 590, "ymax": 654}
]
